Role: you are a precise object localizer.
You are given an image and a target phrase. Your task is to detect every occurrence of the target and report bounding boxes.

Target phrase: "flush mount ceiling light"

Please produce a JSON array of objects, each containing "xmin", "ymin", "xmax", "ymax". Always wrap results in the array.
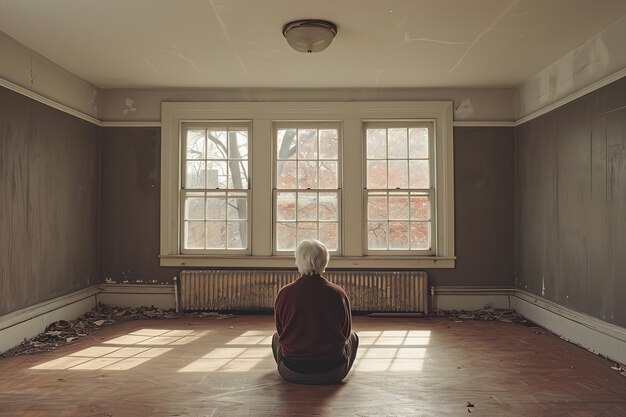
[{"xmin": 282, "ymin": 19, "xmax": 337, "ymax": 53}]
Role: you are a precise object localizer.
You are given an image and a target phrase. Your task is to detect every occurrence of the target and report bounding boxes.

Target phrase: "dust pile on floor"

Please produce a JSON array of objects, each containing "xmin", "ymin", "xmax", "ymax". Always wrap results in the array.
[{"xmin": 436, "ymin": 307, "xmax": 528, "ymax": 324}]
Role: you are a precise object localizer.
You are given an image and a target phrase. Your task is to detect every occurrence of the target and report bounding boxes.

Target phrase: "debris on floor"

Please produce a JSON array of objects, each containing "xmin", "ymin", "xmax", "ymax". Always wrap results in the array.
[
  {"xmin": 434, "ymin": 307, "xmax": 528, "ymax": 324},
  {"xmin": 610, "ymin": 364, "xmax": 626, "ymax": 377},
  {"xmin": 0, "ymin": 303, "xmax": 236, "ymax": 359},
  {"xmin": 466, "ymin": 401, "xmax": 475, "ymax": 413}
]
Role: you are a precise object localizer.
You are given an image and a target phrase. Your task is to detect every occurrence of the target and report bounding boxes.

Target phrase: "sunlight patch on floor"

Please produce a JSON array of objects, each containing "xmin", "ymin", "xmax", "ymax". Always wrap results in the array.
[{"xmin": 30, "ymin": 329, "xmax": 210, "ymax": 371}]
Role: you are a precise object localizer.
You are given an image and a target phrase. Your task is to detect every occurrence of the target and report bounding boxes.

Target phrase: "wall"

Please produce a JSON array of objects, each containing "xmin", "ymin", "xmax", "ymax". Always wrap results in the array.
[
  {"xmin": 100, "ymin": 127, "xmax": 181, "ymax": 283},
  {"xmin": 517, "ymin": 15, "xmax": 626, "ymax": 120},
  {"xmin": 99, "ymin": 126, "xmax": 515, "ymax": 288},
  {"xmin": 0, "ymin": 86, "xmax": 99, "ymax": 316},
  {"xmin": 98, "ymin": 88, "xmax": 515, "ymax": 123},
  {"xmin": 0, "ymin": 32, "xmax": 99, "ymax": 119},
  {"xmin": 429, "ymin": 127, "xmax": 514, "ymax": 287},
  {"xmin": 515, "ymin": 77, "xmax": 626, "ymax": 327}
]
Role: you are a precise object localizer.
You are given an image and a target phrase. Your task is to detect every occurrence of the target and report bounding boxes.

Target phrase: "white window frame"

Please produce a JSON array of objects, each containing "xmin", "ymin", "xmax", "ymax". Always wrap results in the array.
[
  {"xmin": 273, "ymin": 122, "xmax": 343, "ymax": 255},
  {"xmin": 363, "ymin": 121, "xmax": 435, "ymax": 255},
  {"xmin": 180, "ymin": 122, "xmax": 251, "ymax": 255},
  {"xmin": 160, "ymin": 101, "xmax": 455, "ymax": 268}
]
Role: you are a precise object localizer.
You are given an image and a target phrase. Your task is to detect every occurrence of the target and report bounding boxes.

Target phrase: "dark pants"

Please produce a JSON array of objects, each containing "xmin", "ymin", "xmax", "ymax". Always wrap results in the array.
[{"xmin": 271, "ymin": 332, "xmax": 359, "ymax": 384}]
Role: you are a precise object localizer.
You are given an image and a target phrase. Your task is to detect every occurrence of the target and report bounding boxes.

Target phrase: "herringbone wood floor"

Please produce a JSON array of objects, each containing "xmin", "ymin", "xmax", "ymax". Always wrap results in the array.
[{"xmin": 0, "ymin": 316, "xmax": 625, "ymax": 417}]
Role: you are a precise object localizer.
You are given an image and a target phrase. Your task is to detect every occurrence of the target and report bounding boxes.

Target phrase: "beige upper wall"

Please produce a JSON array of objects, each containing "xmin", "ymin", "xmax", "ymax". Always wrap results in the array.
[
  {"xmin": 97, "ymin": 87, "xmax": 515, "ymax": 123},
  {"xmin": 0, "ymin": 32, "xmax": 98, "ymax": 118},
  {"xmin": 517, "ymin": 16, "xmax": 626, "ymax": 120}
]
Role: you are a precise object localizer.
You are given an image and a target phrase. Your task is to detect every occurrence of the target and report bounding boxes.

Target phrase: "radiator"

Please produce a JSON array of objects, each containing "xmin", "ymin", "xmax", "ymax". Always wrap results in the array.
[{"xmin": 178, "ymin": 270, "xmax": 428, "ymax": 313}]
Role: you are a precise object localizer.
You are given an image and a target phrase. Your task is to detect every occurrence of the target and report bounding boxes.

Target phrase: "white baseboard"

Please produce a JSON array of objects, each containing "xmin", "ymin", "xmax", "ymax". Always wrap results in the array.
[
  {"xmin": 97, "ymin": 284, "xmax": 176, "ymax": 310},
  {"xmin": 512, "ymin": 290, "xmax": 626, "ymax": 365},
  {"xmin": 0, "ymin": 287, "xmax": 98, "ymax": 353},
  {"xmin": 432, "ymin": 286, "xmax": 514, "ymax": 311}
]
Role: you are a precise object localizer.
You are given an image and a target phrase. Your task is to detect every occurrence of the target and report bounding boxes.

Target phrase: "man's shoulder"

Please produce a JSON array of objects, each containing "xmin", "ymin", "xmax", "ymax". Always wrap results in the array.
[{"xmin": 324, "ymin": 279, "xmax": 346, "ymax": 293}]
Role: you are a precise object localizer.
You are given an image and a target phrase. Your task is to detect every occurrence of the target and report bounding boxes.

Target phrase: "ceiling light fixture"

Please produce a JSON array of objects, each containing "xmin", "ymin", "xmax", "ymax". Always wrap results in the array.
[{"xmin": 282, "ymin": 19, "xmax": 337, "ymax": 53}]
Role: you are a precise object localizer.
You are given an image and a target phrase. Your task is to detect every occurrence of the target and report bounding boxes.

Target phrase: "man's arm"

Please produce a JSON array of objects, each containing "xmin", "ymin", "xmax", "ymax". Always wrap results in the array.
[
  {"xmin": 342, "ymin": 292, "xmax": 352, "ymax": 338},
  {"xmin": 274, "ymin": 289, "xmax": 284, "ymax": 335}
]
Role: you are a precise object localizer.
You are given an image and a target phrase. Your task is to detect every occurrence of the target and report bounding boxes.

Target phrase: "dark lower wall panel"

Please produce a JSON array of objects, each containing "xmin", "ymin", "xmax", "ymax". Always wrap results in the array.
[
  {"xmin": 0, "ymin": 86, "xmax": 99, "ymax": 316},
  {"xmin": 427, "ymin": 127, "xmax": 514, "ymax": 287},
  {"xmin": 100, "ymin": 126, "xmax": 514, "ymax": 288},
  {"xmin": 100, "ymin": 128, "xmax": 181, "ymax": 283},
  {"xmin": 515, "ymin": 76, "xmax": 626, "ymax": 327}
]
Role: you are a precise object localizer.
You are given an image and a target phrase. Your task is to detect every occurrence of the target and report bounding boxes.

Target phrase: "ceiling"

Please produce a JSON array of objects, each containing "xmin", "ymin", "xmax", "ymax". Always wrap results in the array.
[{"xmin": 1, "ymin": 0, "xmax": 626, "ymax": 89}]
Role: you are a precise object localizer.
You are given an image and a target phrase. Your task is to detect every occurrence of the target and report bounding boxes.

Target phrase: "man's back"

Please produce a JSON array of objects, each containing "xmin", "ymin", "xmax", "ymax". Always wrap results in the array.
[{"xmin": 275, "ymin": 274, "xmax": 351, "ymax": 360}]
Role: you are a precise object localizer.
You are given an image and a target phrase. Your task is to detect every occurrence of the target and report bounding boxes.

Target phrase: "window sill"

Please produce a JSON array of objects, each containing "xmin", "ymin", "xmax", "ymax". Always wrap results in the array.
[{"xmin": 159, "ymin": 255, "xmax": 456, "ymax": 269}]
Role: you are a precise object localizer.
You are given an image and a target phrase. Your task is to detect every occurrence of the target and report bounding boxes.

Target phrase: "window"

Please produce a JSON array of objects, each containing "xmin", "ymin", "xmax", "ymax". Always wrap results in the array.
[
  {"xmin": 365, "ymin": 123, "xmax": 433, "ymax": 253},
  {"xmin": 180, "ymin": 122, "xmax": 250, "ymax": 253},
  {"xmin": 274, "ymin": 124, "xmax": 341, "ymax": 253},
  {"xmin": 161, "ymin": 101, "xmax": 454, "ymax": 268}
]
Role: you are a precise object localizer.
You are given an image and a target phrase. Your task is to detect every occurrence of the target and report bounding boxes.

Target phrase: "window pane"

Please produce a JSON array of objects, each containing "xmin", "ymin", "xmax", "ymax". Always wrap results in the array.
[
  {"xmin": 389, "ymin": 221, "xmax": 409, "ymax": 249},
  {"xmin": 368, "ymin": 222, "xmax": 388, "ymax": 249},
  {"xmin": 297, "ymin": 222, "xmax": 318, "ymax": 242},
  {"xmin": 388, "ymin": 160, "xmax": 408, "ymax": 189},
  {"xmin": 319, "ymin": 161, "xmax": 338, "ymax": 189},
  {"xmin": 367, "ymin": 128, "xmax": 386, "ymax": 159},
  {"xmin": 410, "ymin": 195, "xmax": 430, "ymax": 220},
  {"xmin": 276, "ymin": 192, "xmax": 296, "ymax": 221},
  {"xmin": 389, "ymin": 194, "xmax": 409, "ymax": 219},
  {"xmin": 319, "ymin": 223, "xmax": 338, "ymax": 251},
  {"xmin": 409, "ymin": 160, "xmax": 430, "ymax": 189},
  {"xmin": 318, "ymin": 193, "xmax": 338, "ymax": 221},
  {"xmin": 367, "ymin": 160, "xmax": 387, "ymax": 189},
  {"xmin": 368, "ymin": 195, "xmax": 388, "ymax": 220},
  {"xmin": 181, "ymin": 122, "xmax": 251, "ymax": 253},
  {"xmin": 298, "ymin": 129, "xmax": 318, "ymax": 159},
  {"xmin": 409, "ymin": 128, "xmax": 429, "ymax": 158},
  {"xmin": 206, "ymin": 161, "xmax": 227, "ymax": 189},
  {"xmin": 206, "ymin": 195, "xmax": 226, "ymax": 220},
  {"xmin": 184, "ymin": 195, "xmax": 205, "ymax": 220},
  {"xmin": 206, "ymin": 222, "xmax": 226, "ymax": 249},
  {"xmin": 275, "ymin": 123, "xmax": 341, "ymax": 254},
  {"xmin": 410, "ymin": 222, "xmax": 430, "ymax": 250},
  {"xmin": 319, "ymin": 129, "xmax": 338, "ymax": 159},
  {"xmin": 185, "ymin": 221, "xmax": 205, "ymax": 249},
  {"xmin": 228, "ymin": 129, "xmax": 248, "ymax": 159},
  {"xmin": 388, "ymin": 128, "xmax": 408, "ymax": 159},
  {"xmin": 207, "ymin": 129, "xmax": 227, "ymax": 159},
  {"xmin": 298, "ymin": 161, "xmax": 318, "ymax": 189},
  {"xmin": 227, "ymin": 222, "xmax": 246, "ymax": 249},
  {"xmin": 227, "ymin": 195, "xmax": 247, "ymax": 220},
  {"xmin": 277, "ymin": 161, "xmax": 297, "ymax": 189},
  {"xmin": 277, "ymin": 129, "xmax": 297, "ymax": 160},
  {"xmin": 228, "ymin": 160, "xmax": 248, "ymax": 189},
  {"xmin": 297, "ymin": 192, "xmax": 317, "ymax": 221},
  {"xmin": 276, "ymin": 222, "xmax": 297, "ymax": 251},
  {"xmin": 186, "ymin": 161, "xmax": 205, "ymax": 189},
  {"xmin": 186, "ymin": 130, "xmax": 206, "ymax": 160}
]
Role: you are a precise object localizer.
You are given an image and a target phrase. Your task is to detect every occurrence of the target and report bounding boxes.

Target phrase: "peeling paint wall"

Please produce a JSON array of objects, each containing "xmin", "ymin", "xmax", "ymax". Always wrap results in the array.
[
  {"xmin": 515, "ymin": 77, "xmax": 626, "ymax": 327},
  {"xmin": 0, "ymin": 32, "xmax": 99, "ymax": 118},
  {"xmin": 518, "ymin": 16, "xmax": 626, "ymax": 119},
  {"xmin": 0, "ymin": 86, "xmax": 99, "ymax": 316},
  {"xmin": 99, "ymin": 126, "xmax": 514, "ymax": 288}
]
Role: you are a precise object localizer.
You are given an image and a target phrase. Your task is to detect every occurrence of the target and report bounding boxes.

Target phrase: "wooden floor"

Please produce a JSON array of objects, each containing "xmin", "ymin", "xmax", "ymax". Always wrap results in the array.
[{"xmin": 0, "ymin": 316, "xmax": 625, "ymax": 417}]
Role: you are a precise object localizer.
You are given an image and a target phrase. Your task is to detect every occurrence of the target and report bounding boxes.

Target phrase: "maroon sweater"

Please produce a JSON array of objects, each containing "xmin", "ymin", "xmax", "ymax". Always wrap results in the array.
[{"xmin": 275, "ymin": 274, "xmax": 352, "ymax": 360}]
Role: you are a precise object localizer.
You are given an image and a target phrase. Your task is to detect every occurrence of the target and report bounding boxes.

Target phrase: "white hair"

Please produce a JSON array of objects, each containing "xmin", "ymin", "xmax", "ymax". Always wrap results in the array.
[{"xmin": 294, "ymin": 239, "xmax": 329, "ymax": 275}]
